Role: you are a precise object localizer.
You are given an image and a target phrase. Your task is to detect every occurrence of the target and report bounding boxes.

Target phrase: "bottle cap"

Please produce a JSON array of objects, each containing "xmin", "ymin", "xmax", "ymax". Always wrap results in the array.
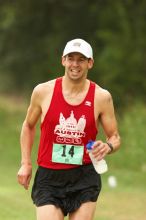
[{"xmin": 86, "ymin": 140, "xmax": 95, "ymax": 150}]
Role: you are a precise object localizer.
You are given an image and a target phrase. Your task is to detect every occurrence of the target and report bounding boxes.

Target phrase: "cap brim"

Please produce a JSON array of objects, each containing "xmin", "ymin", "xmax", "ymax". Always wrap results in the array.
[{"xmin": 63, "ymin": 49, "xmax": 91, "ymax": 59}]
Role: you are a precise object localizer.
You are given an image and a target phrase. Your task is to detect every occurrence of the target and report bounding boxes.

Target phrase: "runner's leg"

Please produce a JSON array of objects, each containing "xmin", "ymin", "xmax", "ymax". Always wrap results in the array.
[
  {"xmin": 36, "ymin": 204, "xmax": 64, "ymax": 220},
  {"xmin": 69, "ymin": 201, "xmax": 97, "ymax": 220}
]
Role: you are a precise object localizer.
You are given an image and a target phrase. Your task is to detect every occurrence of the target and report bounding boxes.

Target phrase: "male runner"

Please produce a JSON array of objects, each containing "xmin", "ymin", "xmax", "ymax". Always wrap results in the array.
[{"xmin": 17, "ymin": 38, "xmax": 120, "ymax": 220}]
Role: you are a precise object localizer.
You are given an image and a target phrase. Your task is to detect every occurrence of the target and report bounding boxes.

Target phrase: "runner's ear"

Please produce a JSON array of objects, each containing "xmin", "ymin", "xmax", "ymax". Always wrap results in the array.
[
  {"xmin": 88, "ymin": 59, "xmax": 94, "ymax": 69},
  {"xmin": 62, "ymin": 56, "xmax": 66, "ymax": 66}
]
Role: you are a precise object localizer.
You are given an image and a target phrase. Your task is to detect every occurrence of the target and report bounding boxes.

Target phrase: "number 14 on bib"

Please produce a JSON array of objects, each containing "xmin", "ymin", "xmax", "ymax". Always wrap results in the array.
[{"xmin": 52, "ymin": 143, "xmax": 84, "ymax": 165}]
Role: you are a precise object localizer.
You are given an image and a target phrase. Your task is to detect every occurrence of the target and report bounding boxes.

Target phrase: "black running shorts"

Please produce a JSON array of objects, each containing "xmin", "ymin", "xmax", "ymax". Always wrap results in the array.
[{"xmin": 31, "ymin": 164, "xmax": 102, "ymax": 216}]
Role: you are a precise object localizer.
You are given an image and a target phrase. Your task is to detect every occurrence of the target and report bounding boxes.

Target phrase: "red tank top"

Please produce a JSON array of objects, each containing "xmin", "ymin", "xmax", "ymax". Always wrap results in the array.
[{"xmin": 37, "ymin": 77, "xmax": 98, "ymax": 169}]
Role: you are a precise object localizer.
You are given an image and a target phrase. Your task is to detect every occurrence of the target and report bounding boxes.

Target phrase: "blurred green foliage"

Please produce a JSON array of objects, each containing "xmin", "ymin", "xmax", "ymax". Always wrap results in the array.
[{"xmin": 0, "ymin": 0, "xmax": 146, "ymax": 107}]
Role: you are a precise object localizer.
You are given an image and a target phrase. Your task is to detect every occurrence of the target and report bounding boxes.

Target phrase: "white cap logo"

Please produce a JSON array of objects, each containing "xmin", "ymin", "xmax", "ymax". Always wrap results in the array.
[{"xmin": 73, "ymin": 42, "xmax": 81, "ymax": 47}]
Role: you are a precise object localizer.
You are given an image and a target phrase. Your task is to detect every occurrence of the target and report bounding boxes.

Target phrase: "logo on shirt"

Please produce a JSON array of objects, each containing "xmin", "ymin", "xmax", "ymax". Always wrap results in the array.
[
  {"xmin": 85, "ymin": 101, "xmax": 91, "ymax": 106},
  {"xmin": 54, "ymin": 111, "xmax": 86, "ymax": 144}
]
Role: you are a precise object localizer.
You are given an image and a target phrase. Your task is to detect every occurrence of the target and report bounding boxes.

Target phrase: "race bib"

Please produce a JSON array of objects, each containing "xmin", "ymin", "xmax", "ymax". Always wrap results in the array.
[{"xmin": 52, "ymin": 143, "xmax": 84, "ymax": 165}]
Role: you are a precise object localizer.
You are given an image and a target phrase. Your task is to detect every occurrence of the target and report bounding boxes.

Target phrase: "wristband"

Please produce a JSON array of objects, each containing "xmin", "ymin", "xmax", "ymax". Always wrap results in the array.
[{"xmin": 106, "ymin": 142, "xmax": 114, "ymax": 153}]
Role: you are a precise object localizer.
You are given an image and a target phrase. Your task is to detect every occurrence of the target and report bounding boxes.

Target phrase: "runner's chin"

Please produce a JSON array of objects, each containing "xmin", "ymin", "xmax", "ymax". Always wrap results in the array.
[{"xmin": 69, "ymin": 72, "xmax": 83, "ymax": 81}]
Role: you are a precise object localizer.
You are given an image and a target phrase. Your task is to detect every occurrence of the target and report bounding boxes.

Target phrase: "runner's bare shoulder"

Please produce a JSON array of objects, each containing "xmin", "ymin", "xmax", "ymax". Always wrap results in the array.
[
  {"xmin": 94, "ymin": 84, "xmax": 113, "ymax": 106},
  {"xmin": 33, "ymin": 79, "xmax": 56, "ymax": 96}
]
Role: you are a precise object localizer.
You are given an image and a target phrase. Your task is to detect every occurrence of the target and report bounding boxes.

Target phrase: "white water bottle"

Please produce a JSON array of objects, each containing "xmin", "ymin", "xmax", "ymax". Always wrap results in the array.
[{"xmin": 86, "ymin": 140, "xmax": 108, "ymax": 174}]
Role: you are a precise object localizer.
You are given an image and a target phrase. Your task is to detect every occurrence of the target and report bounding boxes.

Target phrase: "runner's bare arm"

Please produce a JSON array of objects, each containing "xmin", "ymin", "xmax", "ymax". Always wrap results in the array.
[
  {"xmin": 100, "ymin": 90, "xmax": 120, "ymax": 149},
  {"xmin": 17, "ymin": 85, "xmax": 42, "ymax": 189},
  {"xmin": 92, "ymin": 89, "xmax": 121, "ymax": 161}
]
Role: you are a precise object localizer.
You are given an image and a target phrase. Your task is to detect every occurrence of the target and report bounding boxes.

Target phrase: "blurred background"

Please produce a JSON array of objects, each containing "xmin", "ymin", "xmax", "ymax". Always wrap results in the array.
[{"xmin": 0, "ymin": 0, "xmax": 146, "ymax": 219}]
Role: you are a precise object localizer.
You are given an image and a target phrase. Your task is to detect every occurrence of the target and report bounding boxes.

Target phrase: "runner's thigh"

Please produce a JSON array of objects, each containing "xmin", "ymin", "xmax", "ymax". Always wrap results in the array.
[
  {"xmin": 36, "ymin": 204, "xmax": 64, "ymax": 220},
  {"xmin": 69, "ymin": 201, "xmax": 97, "ymax": 220}
]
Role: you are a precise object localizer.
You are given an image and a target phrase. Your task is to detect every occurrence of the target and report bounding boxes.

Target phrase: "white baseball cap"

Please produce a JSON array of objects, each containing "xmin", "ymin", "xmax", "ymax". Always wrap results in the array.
[{"xmin": 63, "ymin": 38, "xmax": 93, "ymax": 59}]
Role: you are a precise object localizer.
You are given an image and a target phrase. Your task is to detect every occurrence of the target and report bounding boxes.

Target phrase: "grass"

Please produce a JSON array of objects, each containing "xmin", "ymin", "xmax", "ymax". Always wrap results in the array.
[{"xmin": 0, "ymin": 95, "xmax": 146, "ymax": 220}]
